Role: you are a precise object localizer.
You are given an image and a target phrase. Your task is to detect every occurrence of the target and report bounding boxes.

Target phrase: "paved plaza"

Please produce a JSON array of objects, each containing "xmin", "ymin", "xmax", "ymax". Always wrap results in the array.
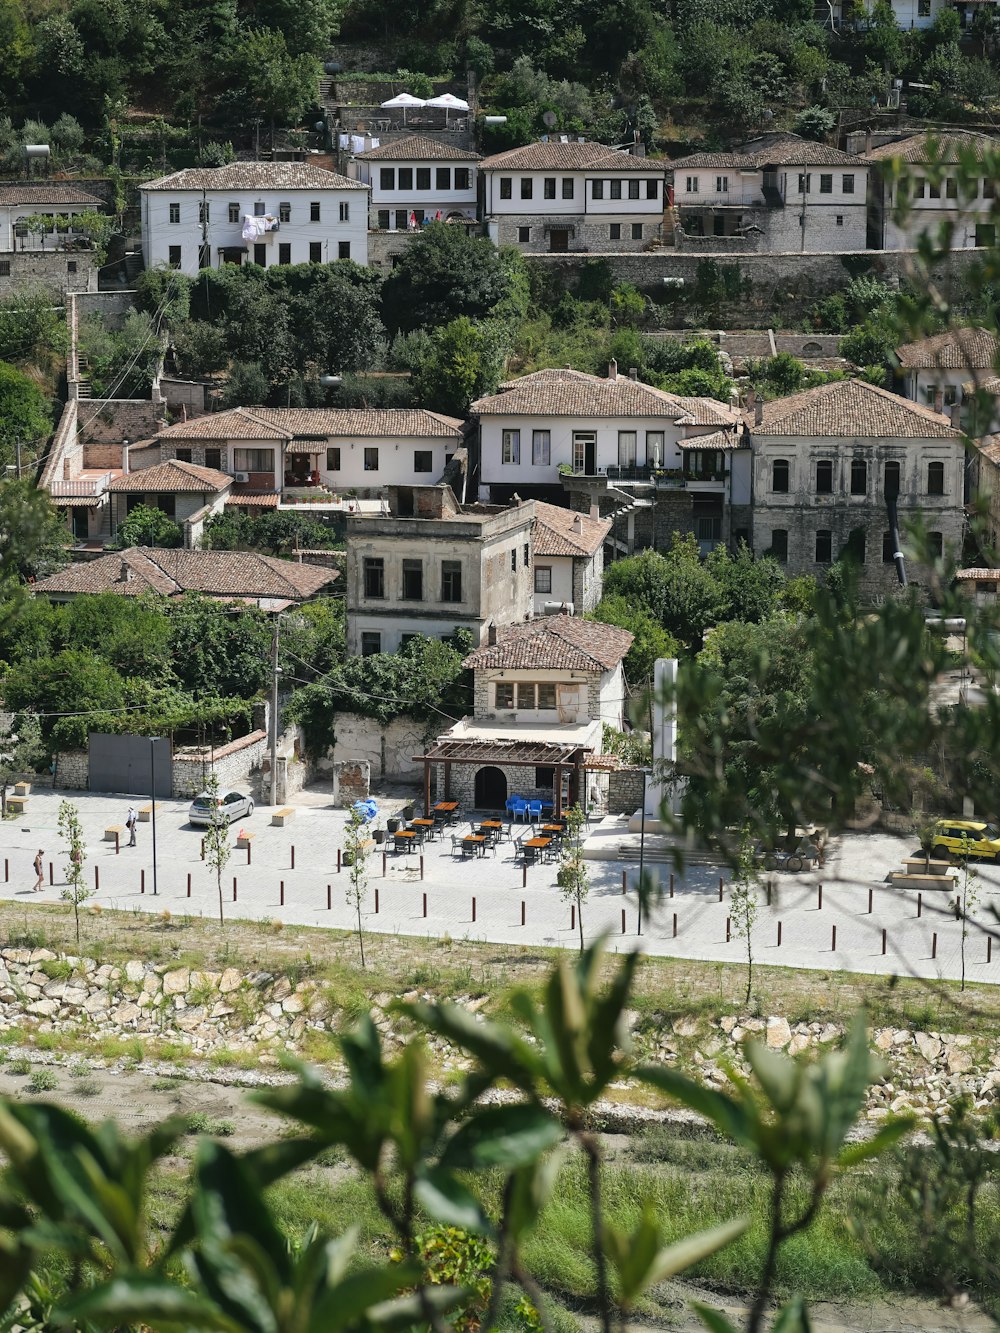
[{"xmin": 2, "ymin": 786, "xmax": 998, "ymax": 985}]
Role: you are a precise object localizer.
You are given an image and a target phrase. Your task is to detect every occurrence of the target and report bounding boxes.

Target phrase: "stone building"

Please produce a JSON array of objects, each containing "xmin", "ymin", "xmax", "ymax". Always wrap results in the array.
[
  {"xmin": 668, "ymin": 134, "xmax": 869, "ymax": 252},
  {"xmin": 415, "ymin": 615, "xmax": 632, "ymax": 812},
  {"xmin": 531, "ymin": 502, "xmax": 611, "ymax": 614},
  {"xmin": 344, "ymin": 484, "xmax": 535, "ymax": 656},
  {"xmin": 479, "ymin": 140, "xmax": 664, "ymax": 253},
  {"xmin": 351, "ymin": 134, "xmax": 481, "ymax": 229},
  {"xmin": 894, "ymin": 326, "xmax": 1000, "ymax": 427},
  {"xmin": 746, "ymin": 378, "xmax": 966, "ymax": 597}
]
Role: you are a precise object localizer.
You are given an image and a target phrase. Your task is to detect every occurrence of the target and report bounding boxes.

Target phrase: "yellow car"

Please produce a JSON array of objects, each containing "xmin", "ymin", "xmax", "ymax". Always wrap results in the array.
[{"xmin": 930, "ymin": 819, "xmax": 1000, "ymax": 860}]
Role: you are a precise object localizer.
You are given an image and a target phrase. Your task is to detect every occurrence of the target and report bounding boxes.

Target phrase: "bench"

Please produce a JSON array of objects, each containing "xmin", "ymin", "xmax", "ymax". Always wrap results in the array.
[
  {"xmin": 235, "ymin": 832, "xmax": 255, "ymax": 849},
  {"xmin": 5, "ymin": 795, "xmax": 28, "ymax": 815},
  {"xmin": 13, "ymin": 781, "xmax": 30, "ymax": 798},
  {"xmin": 270, "ymin": 807, "xmax": 295, "ymax": 827},
  {"xmin": 888, "ymin": 870, "xmax": 956, "ymax": 890},
  {"xmin": 903, "ymin": 858, "xmax": 953, "ymax": 875},
  {"xmin": 138, "ymin": 804, "xmax": 153, "ymax": 823},
  {"xmin": 104, "ymin": 825, "xmax": 123, "ymax": 842}
]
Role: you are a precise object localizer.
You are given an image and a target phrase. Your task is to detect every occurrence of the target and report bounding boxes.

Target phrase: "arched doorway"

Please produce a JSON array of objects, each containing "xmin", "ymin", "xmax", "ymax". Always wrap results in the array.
[{"xmin": 474, "ymin": 766, "xmax": 507, "ymax": 810}]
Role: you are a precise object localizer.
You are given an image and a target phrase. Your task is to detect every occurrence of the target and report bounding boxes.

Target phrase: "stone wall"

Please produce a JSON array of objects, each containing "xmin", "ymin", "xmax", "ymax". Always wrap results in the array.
[
  {"xmin": 332, "ymin": 761, "xmax": 370, "ymax": 806},
  {"xmin": 0, "ymin": 248, "xmax": 97, "ymax": 294},
  {"xmin": 160, "ymin": 377, "xmax": 210, "ymax": 415},
  {"xmin": 83, "ymin": 400, "xmax": 166, "ymax": 444},
  {"xmin": 495, "ymin": 214, "xmax": 657, "ymax": 254},
  {"xmin": 75, "ymin": 290, "xmax": 136, "ymax": 329},
  {"xmin": 608, "ymin": 767, "xmax": 644, "ymax": 814},
  {"xmin": 365, "ymin": 227, "xmax": 419, "ymax": 272},
  {"xmin": 315, "ymin": 713, "xmax": 436, "ymax": 782},
  {"xmin": 53, "ymin": 751, "xmax": 88, "ymax": 789},
  {"xmin": 173, "ymin": 730, "xmax": 269, "ymax": 800}
]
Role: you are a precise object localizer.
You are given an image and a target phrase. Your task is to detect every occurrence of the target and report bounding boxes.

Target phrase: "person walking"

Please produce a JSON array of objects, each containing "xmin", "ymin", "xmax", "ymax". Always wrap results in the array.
[
  {"xmin": 32, "ymin": 848, "xmax": 43, "ymax": 892},
  {"xmin": 126, "ymin": 805, "xmax": 137, "ymax": 847}
]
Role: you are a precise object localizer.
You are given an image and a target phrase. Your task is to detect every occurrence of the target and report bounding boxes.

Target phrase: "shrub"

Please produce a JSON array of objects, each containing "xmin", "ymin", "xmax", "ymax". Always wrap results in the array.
[{"xmin": 28, "ymin": 1069, "xmax": 58, "ymax": 1093}]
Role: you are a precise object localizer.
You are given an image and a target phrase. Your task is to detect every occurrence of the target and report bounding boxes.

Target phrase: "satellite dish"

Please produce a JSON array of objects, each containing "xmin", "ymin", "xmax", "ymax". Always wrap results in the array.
[{"xmin": 541, "ymin": 110, "xmax": 557, "ymax": 128}]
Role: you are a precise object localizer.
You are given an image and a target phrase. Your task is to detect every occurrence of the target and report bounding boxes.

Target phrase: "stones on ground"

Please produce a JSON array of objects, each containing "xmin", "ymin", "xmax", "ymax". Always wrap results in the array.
[
  {"xmin": 671, "ymin": 1015, "xmax": 699, "ymax": 1037},
  {"xmin": 163, "ymin": 968, "xmax": 190, "ymax": 996},
  {"xmin": 765, "ymin": 1016, "xmax": 792, "ymax": 1049}
]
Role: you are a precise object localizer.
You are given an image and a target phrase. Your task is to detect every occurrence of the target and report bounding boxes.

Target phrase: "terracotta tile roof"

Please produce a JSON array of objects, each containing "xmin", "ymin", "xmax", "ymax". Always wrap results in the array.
[
  {"xmin": 463, "ymin": 614, "xmax": 632, "ymax": 672},
  {"xmin": 956, "ymin": 567, "xmax": 1000, "ymax": 580},
  {"xmin": 668, "ymin": 395, "xmax": 740, "ymax": 426},
  {"xmin": 533, "ymin": 502, "xmax": 611, "ymax": 557},
  {"xmin": 671, "ymin": 133, "xmax": 860, "ymax": 172},
  {"xmin": 356, "ymin": 135, "xmax": 480, "ymax": 162},
  {"xmin": 226, "ymin": 490, "xmax": 280, "ymax": 507},
  {"xmin": 976, "ymin": 433, "xmax": 1000, "ymax": 463},
  {"xmin": 0, "ymin": 182, "xmax": 105, "ymax": 207},
  {"xmin": 140, "ymin": 163, "xmax": 367, "ymax": 191},
  {"xmin": 109, "ymin": 460, "xmax": 232, "ymax": 493},
  {"xmin": 157, "ymin": 407, "xmax": 465, "ymax": 441},
  {"xmin": 32, "ymin": 547, "xmax": 336, "ymax": 601},
  {"xmin": 864, "ymin": 130, "xmax": 999, "ymax": 163},
  {"xmin": 480, "ymin": 142, "xmax": 664, "ymax": 172},
  {"xmin": 746, "ymin": 378, "xmax": 961, "ymax": 438},
  {"xmin": 474, "ymin": 369, "xmax": 691, "ymax": 419},
  {"xmin": 681, "ymin": 426, "xmax": 745, "ymax": 452},
  {"xmin": 895, "ymin": 327, "xmax": 1000, "ymax": 370},
  {"xmin": 964, "ymin": 374, "xmax": 1000, "ymax": 395}
]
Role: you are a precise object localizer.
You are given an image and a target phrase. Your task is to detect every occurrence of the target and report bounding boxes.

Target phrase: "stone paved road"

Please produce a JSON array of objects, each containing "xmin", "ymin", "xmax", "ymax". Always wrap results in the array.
[{"xmin": 4, "ymin": 787, "xmax": 998, "ymax": 984}]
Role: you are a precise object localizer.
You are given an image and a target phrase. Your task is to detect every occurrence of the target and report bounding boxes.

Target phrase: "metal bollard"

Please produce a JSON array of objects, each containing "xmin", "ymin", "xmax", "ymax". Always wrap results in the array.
[
  {"xmin": 571, "ymin": 904, "xmax": 576, "ymax": 932},
  {"xmin": 141, "ymin": 869, "xmax": 145, "ymax": 894},
  {"xmin": 327, "ymin": 883, "xmax": 332, "ymax": 911},
  {"xmin": 932, "ymin": 932, "xmax": 938, "ymax": 960},
  {"xmin": 290, "ymin": 845, "xmax": 295, "ymax": 870},
  {"xmin": 521, "ymin": 900, "xmax": 525, "ymax": 926},
  {"xmin": 882, "ymin": 927, "xmax": 887, "ymax": 956},
  {"xmin": 94, "ymin": 866, "xmax": 99, "ymax": 892},
  {"xmin": 200, "ymin": 839, "xmax": 205, "ymax": 861},
  {"xmin": 917, "ymin": 892, "xmax": 922, "ymax": 918},
  {"xmin": 777, "ymin": 921, "xmax": 782, "ymax": 947},
  {"xmin": 726, "ymin": 916, "xmax": 731, "ymax": 942},
  {"xmin": 247, "ymin": 843, "xmax": 252, "ymax": 865},
  {"xmin": 522, "ymin": 865, "xmax": 527, "ymax": 889},
  {"xmin": 49, "ymin": 862, "xmax": 54, "ymax": 884},
  {"xmin": 766, "ymin": 879, "xmax": 772, "ymax": 906},
  {"xmin": 337, "ymin": 848, "xmax": 341, "ymax": 874},
  {"xmin": 3, "ymin": 858, "xmax": 6, "ymax": 882},
  {"xmin": 989, "ymin": 937, "xmax": 993, "ymax": 964},
  {"xmin": 719, "ymin": 876, "xmax": 724, "ymax": 901},
  {"xmin": 232, "ymin": 877, "xmax": 237, "ymax": 902},
  {"xmin": 115, "ymin": 832, "xmax": 120, "ymax": 855},
  {"xmin": 472, "ymin": 896, "xmax": 476, "ymax": 923},
  {"xmin": 382, "ymin": 851, "xmax": 387, "ymax": 877},
  {"xmin": 186, "ymin": 873, "xmax": 191, "ymax": 899},
  {"xmin": 817, "ymin": 883, "xmax": 822, "ymax": 910},
  {"xmin": 831, "ymin": 924, "xmax": 837, "ymax": 951},
  {"xmin": 375, "ymin": 888, "xmax": 379, "ymax": 914},
  {"xmin": 280, "ymin": 881, "xmax": 284, "ymax": 907},
  {"xmin": 420, "ymin": 855, "xmax": 424, "ymax": 881},
  {"xmin": 621, "ymin": 909, "xmax": 626, "ymax": 934},
  {"xmin": 868, "ymin": 887, "xmax": 873, "ymax": 914},
  {"xmin": 622, "ymin": 870, "xmax": 627, "ymax": 895},
  {"xmin": 669, "ymin": 872, "xmax": 674, "ymax": 899},
  {"xmin": 672, "ymin": 912, "xmax": 677, "ymax": 938},
  {"xmin": 422, "ymin": 892, "xmax": 427, "ymax": 918}
]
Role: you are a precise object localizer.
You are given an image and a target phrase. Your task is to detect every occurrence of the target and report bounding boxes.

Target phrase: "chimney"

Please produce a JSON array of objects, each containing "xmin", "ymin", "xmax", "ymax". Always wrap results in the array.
[
  {"xmin": 628, "ymin": 367, "xmax": 638, "ymax": 380},
  {"xmin": 119, "ymin": 562, "xmax": 132, "ymax": 582},
  {"xmin": 754, "ymin": 397, "xmax": 763, "ymax": 427},
  {"xmin": 865, "ymin": 128, "xmax": 872, "ymax": 157},
  {"xmin": 608, "ymin": 359, "xmax": 618, "ymax": 380},
  {"xmin": 487, "ymin": 622, "xmax": 497, "ymax": 646},
  {"xmin": 949, "ymin": 401, "xmax": 962, "ymax": 427},
  {"xmin": 746, "ymin": 387, "xmax": 756, "ymax": 411},
  {"xmin": 589, "ymin": 503, "xmax": 600, "ymax": 520},
  {"xmin": 573, "ymin": 513, "xmax": 584, "ymax": 532},
  {"xmin": 934, "ymin": 389, "xmax": 944, "ymax": 414}
]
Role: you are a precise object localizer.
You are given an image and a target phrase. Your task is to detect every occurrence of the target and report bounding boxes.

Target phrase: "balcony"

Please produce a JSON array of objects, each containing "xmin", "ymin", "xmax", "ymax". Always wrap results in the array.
[
  {"xmin": 48, "ymin": 472, "xmax": 113, "ymax": 499},
  {"xmin": 677, "ymin": 192, "xmax": 765, "ymax": 209},
  {"xmin": 683, "ymin": 468, "xmax": 727, "ymax": 492}
]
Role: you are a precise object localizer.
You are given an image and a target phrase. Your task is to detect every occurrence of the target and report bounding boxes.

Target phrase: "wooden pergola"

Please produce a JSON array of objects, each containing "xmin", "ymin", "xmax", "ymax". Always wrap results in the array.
[{"xmin": 413, "ymin": 737, "xmax": 590, "ymax": 817}]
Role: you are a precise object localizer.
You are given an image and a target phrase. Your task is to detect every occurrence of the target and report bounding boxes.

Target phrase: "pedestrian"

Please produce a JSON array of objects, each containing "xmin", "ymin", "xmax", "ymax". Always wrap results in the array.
[
  {"xmin": 126, "ymin": 804, "xmax": 137, "ymax": 847},
  {"xmin": 32, "ymin": 848, "xmax": 43, "ymax": 892}
]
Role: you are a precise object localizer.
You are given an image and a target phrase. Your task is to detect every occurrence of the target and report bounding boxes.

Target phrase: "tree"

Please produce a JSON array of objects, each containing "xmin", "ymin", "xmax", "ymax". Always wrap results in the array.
[
  {"xmin": 57, "ymin": 799, "xmax": 90, "ymax": 946},
  {"xmin": 410, "ymin": 316, "xmax": 496, "ymax": 415},
  {"xmin": 0, "ymin": 287, "xmax": 68, "ymax": 367},
  {"xmin": 0, "ymin": 712, "xmax": 45, "ymax": 817},
  {"xmin": 4, "ymin": 649, "xmax": 125, "ymax": 745},
  {"xmin": 114, "ymin": 504, "xmax": 183, "ymax": 549},
  {"xmin": 729, "ymin": 833, "xmax": 761, "ymax": 1005},
  {"xmin": 793, "ymin": 105, "xmax": 835, "ymax": 141},
  {"xmin": 224, "ymin": 27, "xmax": 319, "ymax": 141},
  {"xmin": 381, "ymin": 224, "xmax": 510, "ymax": 335},
  {"xmin": 343, "ymin": 804, "xmax": 372, "ymax": 968},
  {"xmin": 589, "ymin": 595, "xmax": 679, "ymax": 687},
  {"xmin": 0, "ymin": 361, "xmax": 51, "ymax": 470},
  {"xmin": 223, "ymin": 361, "xmax": 269, "ymax": 408},
  {"xmin": 556, "ymin": 803, "xmax": 589, "ymax": 953},
  {"xmin": 956, "ymin": 833, "xmax": 978, "ymax": 993},
  {"xmin": 202, "ymin": 770, "xmax": 231, "ymax": 928}
]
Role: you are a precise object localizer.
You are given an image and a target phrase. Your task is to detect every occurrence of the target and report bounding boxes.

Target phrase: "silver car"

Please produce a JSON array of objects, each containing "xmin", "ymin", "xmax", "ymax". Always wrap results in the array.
[{"xmin": 188, "ymin": 790, "xmax": 255, "ymax": 827}]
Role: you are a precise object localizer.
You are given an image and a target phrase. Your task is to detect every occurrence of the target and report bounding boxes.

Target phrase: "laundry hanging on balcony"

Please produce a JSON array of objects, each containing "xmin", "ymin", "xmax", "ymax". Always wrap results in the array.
[{"xmin": 241, "ymin": 214, "xmax": 279, "ymax": 240}]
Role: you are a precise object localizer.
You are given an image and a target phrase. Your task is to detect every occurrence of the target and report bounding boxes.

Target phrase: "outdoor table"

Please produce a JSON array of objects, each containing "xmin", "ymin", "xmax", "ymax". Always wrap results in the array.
[
  {"xmin": 541, "ymin": 824, "xmax": 563, "ymax": 835},
  {"xmin": 433, "ymin": 802, "xmax": 459, "ymax": 812},
  {"xmin": 394, "ymin": 831, "xmax": 417, "ymax": 852},
  {"xmin": 411, "ymin": 818, "xmax": 434, "ymax": 831},
  {"xmin": 462, "ymin": 835, "xmax": 487, "ymax": 857},
  {"xmin": 523, "ymin": 837, "xmax": 551, "ymax": 850}
]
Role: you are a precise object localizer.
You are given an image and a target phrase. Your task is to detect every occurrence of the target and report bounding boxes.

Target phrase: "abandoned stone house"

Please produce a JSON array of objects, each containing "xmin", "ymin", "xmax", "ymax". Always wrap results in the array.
[{"xmin": 531, "ymin": 502, "xmax": 611, "ymax": 615}]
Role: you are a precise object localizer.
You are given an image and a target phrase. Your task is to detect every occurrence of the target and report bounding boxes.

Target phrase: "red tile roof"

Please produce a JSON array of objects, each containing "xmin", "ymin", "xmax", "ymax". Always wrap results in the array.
[
  {"xmin": 474, "ymin": 369, "xmax": 693, "ymax": 420},
  {"xmin": 533, "ymin": 503, "xmax": 611, "ymax": 557},
  {"xmin": 141, "ymin": 163, "xmax": 366, "ymax": 191},
  {"xmin": 463, "ymin": 614, "xmax": 632, "ymax": 672},
  {"xmin": 895, "ymin": 327, "xmax": 1000, "ymax": 370},
  {"xmin": 480, "ymin": 142, "xmax": 663, "ymax": 172},
  {"xmin": 156, "ymin": 407, "xmax": 465, "ymax": 441},
  {"xmin": 110, "ymin": 460, "xmax": 232, "ymax": 493},
  {"xmin": 356, "ymin": 135, "xmax": 480, "ymax": 162},
  {"xmin": 746, "ymin": 378, "xmax": 961, "ymax": 438}
]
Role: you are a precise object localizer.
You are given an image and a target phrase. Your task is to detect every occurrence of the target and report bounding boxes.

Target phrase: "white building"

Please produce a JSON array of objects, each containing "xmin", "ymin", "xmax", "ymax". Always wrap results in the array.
[
  {"xmin": 351, "ymin": 135, "xmax": 481, "ymax": 230},
  {"xmin": 531, "ymin": 502, "xmax": 611, "ymax": 615},
  {"xmin": 865, "ymin": 131, "xmax": 1000, "ymax": 250},
  {"xmin": 668, "ymin": 134, "xmax": 869, "ymax": 252},
  {"xmin": 139, "ymin": 162, "xmax": 369, "ymax": 276},
  {"xmin": 0, "ymin": 181, "xmax": 106, "ymax": 253},
  {"xmin": 480, "ymin": 141, "xmax": 664, "ymax": 253},
  {"xmin": 894, "ymin": 327, "xmax": 1000, "ymax": 418}
]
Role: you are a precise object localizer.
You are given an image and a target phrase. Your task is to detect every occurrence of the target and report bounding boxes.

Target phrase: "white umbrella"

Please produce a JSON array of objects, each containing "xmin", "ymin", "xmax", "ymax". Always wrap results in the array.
[
  {"xmin": 380, "ymin": 93, "xmax": 426, "ymax": 124},
  {"xmin": 424, "ymin": 92, "xmax": 470, "ymax": 122}
]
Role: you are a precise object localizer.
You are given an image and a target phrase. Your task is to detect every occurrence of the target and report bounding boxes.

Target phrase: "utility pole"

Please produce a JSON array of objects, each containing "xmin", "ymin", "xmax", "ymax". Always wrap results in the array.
[{"xmin": 269, "ymin": 620, "xmax": 280, "ymax": 807}]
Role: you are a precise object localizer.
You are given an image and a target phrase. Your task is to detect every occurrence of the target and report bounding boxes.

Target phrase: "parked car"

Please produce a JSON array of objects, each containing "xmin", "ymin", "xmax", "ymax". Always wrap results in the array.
[
  {"xmin": 188, "ymin": 790, "xmax": 254, "ymax": 827},
  {"xmin": 930, "ymin": 818, "xmax": 1000, "ymax": 860}
]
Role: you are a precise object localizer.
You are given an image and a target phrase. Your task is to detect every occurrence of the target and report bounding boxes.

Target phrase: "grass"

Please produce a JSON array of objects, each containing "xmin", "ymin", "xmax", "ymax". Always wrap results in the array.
[
  {"xmin": 9, "ymin": 1057, "xmax": 31, "ymax": 1076},
  {"xmin": 27, "ymin": 1069, "xmax": 58, "ymax": 1093},
  {"xmin": 185, "ymin": 1113, "xmax": 235, "ymax": 1137}
]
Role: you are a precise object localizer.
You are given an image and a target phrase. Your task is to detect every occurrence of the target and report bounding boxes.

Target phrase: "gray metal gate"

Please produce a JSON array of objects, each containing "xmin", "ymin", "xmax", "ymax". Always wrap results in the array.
[{"xmin": 88, "ymin": 733, "xmax": 173, "ymax": 797}]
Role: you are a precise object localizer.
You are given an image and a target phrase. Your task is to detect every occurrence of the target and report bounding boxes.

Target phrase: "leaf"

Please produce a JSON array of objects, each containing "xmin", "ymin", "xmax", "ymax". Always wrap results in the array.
[
  {"xmin": 637, "ymin": 1066, "xmax": 753, "ymax": 1147},
  {"xmin": 743, "ymin": 1041, "xmax": 800, "ymax": 1114},
  {"xmin": 836, "ymin": 1116, "xmax": 914, "ymax": 1167},
  {"xmin": 645, "ymin": 1217, "xmax": 749, "ymax": 1288},
  {"xmin": 413, "ymin": 1167, "xmax": 491, "ymax": 1234},
  {"xmin": 506, "ymin": 1145, "xmax": 568, "ymax": 1242},
  {"xmin": 771, "ymin": 1295, "xmax": 814, "ymax": 1332},
  {"xmin": 307, "ymin": 1265, "xmax": 421, "ymax": 1333},
  {"xmin": 53, "ymin": 1272, "xmax": 240, "ymax": 1330},
  {"xmin": 691, "ymin": 1302, "xmax": 742, "ymax": 1333},
  {"xmin": 439, "ymin": 1104, "xmax": 563, "ymax": 1172},
  {"xmin": 367, "ymin": 1283, "xmax": 471, "ymax": 1330},
  {"xmin": 402, "ymin": 1000, "xmax": 540, "ymax": 1090}
]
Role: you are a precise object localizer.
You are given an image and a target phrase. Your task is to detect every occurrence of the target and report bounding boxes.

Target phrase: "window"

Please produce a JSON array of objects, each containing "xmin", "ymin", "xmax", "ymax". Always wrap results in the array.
[
  {"xmin": 798, "ymin": 173, "xmax": 810, "ymax": 194},
  {"xmin": 815, "ymin": 530, "xmax": 832, "ymax": 563},
  {"xmin": 500, "ymin": 177, "xmax": 512, "ymax": 199},
  {"xmin": 592, "ymin": 180, "xmax": 604, "ymax": 200},
  {"xmin": 0, "ymin": 260, "xmax": 9, "ymax": 277},
  {"xmin": 399, "ymin": 168, "xmax": 413, "ymax": 190},
  {"xmin": 363, "ymin": 558, "xmax": 384, "ymax": 599},
  {"xmin": 518, "ymin": 226, "xmax": 531, "ymax": 243},
  {"xmin": 850, "ymin": 458, "xmax": 867, "ymax": 495},
  {"xmin": 501, "ymin": 429, "xmax": 520, "ymax": 464},
  {"xmin": 402, "ymin": 559, "xmax": 423, "ymax": 600},
  {"xmin": 562, "ymin": 178, "xmax": 574, "ymax": 199},
  {"xmin": 918, "ymin": 0, "xmax": 930, "ymax": 12},
  {"xmin": 416, "ymin": 168, "xmax": 431, "ymax": 190},
  {"xmin": 646, "ymin": 431, "xmax": 665, "ymax": 466},
  {"xmin": 544, "ymin": 177, "xmax": 556, "ymax": 199},
  {"xmin": 928, "ymin": 180, "xmax": 941, "ymax": 200},
  {"xmin": 819, "ymin": 174, "xmax": 833, "ymax": 194},
  {"xmin": 205, "ymin": 448, "xmax": 221, "ymax": 470},
  {"xmin": 361, "ymin": 632, "xmax": 382, "ymax": 656},
  {"xmin": 914, "ymin": 177, "xmax": 926, "ymax": 199},
  {"xmin": 405, "ymin": 449, "xmax": 430, "ymax": 474},
  {"xmin": 883, "ymin": 530, "xmax": 895, "ymax": 563},
  {"xmin": 234, "ymin": 448, "xmax": 274, "ymax": 472},
  {"xmin": 535, "ymin": 566, "xmax": 552, "ymax": 594},
  {"xmin": 520, "ymin": 177, "xmax": 533, "ymax": 199},
  {"xmin": 310, "ymin": 201, "xmax": 321, "ymax": 221},
  {"xmin": 254, "ymin": 243, "xmax": 266, "ymax": 266},
  {"xmin": 254, "ymin": 201, "xmax": 265, "ymax": 216},
  {"xmin": 511, "ymin": 549, "xmax": 517, "ymax": 572},
  {"xmin": 927, "ymin": 460, "xmax": 945, "ymax": 495},
  {"xmin": 631, "ymin": 222, "xmax": 643, "ymax": 240},
  {"xmin": 628, "ymin": 179, "xmax": 640, "ymax": 199},
  {"xmin": 815, "ymin": 459, "xmax": 833, "ymax": 494},
  {"xmin": 441, "ymin": 561, "xmax": 462, "ymax": 602},
  {"xmin": 772, "ymin": 459, "xmax": 789, "ymax": 493},
  {"xmin": 228, "ymin": 202, "xmax": 240, "ymax": 223},
  {"xmin": 686, "ymin": 176, "xmax": 699, "ymax": 193},
  {"xmin": 67, "ymin": 260, "xmax": 77, "ymax": 274},
  {"xmin": 394, "ymin": 210, "xmax": 407, "ymax": 229},
  {"xmin": 844, "ymin": 528, "xmax": 866, "ymax": 563},
  {"xmin": 175, "ymin": 448, "xmax": 192, "ymax": 463},
  {"xmin": 338, "ymin": 241, "xmax": 351, "ymax": 259},
  {"xmin": 976, "ymin": 223, "xmax": 997, "ymax": 246},
  {"xmin": 716, "ymin": 176, "xmax": 729, "ymax": 194},
  {"xmin": 985, "ymin": 177, "xmax": 996, "ymax": 200},
  {"xmin": 928, "ymin": 531, "xmax": 943, "ymax": 558},
  {"xmin": 946, "ymin": 177, "xmax": 958, "ymax": 199},
  {"xmin": 199, "ymin": 201, "xmax": 210, "ymax": 224},
  {"xmin": 618, "ymin": 431, "xmax": 637, "ymax": 467},
  {"xmin": 327, "ymin": 447, "xmax": 341, "ymax": 471},
  {"xmin": 517, "ymin": 683, "xmax": 535, "ymax": 709},
  {"xmin": 538, "ymin": 685, "xmax": 557, "ymax": 710},
  {"xmin": 609, "ymin": 223, "xmax": 621, "ymax": 241},
  {"xmin": 531, "ymin": 430, "xmax": 551, "ymax": 465},
  {"xmin": 944, "ymin": 385, "xmax": 958, "ymax": 406},
  {"xmin": 770, "ymin": 529, "xmax": 788, "ymax": 563},
  {"xmin": 884, "ymin": 460, "xmax": 900, "ymax": 497},
  {"xmin": 610, "ymin": 179, "xmax": 622, "ymax": 199},
  {"xmin": 924, "ymin": 383, "xmax": 938, "ymax": 406},
  {"xmin": 435, "ymin": 166, "xmax": 451, "ymax": 190},
  {"xmin": 363, "ymin": 447, "xmax": 378, "ymax": 471},
  {"xmin": 455, "ymin": 168, "xmax": 470, "ymax": 190},
  {"xmin": 278, "ymin": 243, "xmax": 291, "ymax": 264},
  {"xmin": 279, "ymin": 202, "xmax": 290, "ymax": 223},
  {"xmin": 168, "ymin": 246, "xmax": 181, "ymax": 269},
  {"xmin": 646, "ymin": 179, "xmax": 658, "ymax": 199},
  {"xmin": 309, "ymin": 241, "xmax": 322, "ymax": 262},
  {"xmin": 836, "ymin": 215, "xmax": 844, "ymax": 226},
  {"xmin": 842, "ymin": 174, "xmax": 855, "ymax": 194},
  {"xmin": 169, "ymin": 202, "xmax": 180, "ymax": 223},
  {"xmin": 496, "ymin": 682, "xmax": 514, "ymax": 709},
  {"xmin": 339, "ymin": 202, "xmax": 350, "ymax": 222},
  {"xmin": 524, "ymin": 542, "xmax": 529, "ymax": 567}
]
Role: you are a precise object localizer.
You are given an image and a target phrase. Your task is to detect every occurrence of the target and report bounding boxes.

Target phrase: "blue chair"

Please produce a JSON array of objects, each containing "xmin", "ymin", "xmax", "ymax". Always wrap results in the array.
[
  {"xmin": 510, "ymin": 796, "xmax": 529, "ymax": 821},
  {"xmin": 527, "ymin": 800, "xmax": 543, "ymax": 823}
]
